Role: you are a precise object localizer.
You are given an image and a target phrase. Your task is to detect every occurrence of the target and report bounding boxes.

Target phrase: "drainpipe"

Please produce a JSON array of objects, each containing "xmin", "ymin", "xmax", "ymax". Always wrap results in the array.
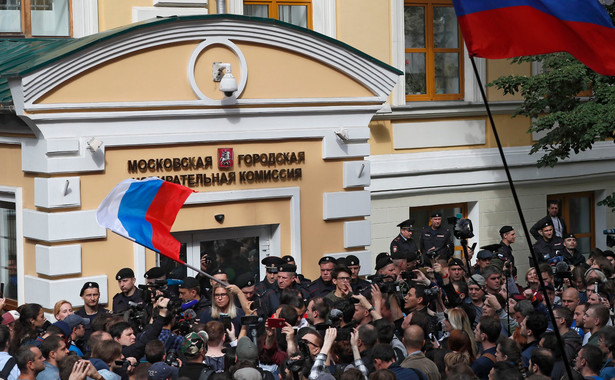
[{"xmin": 217, "ymin": 0, "xmax": 226, "ymax": 14}]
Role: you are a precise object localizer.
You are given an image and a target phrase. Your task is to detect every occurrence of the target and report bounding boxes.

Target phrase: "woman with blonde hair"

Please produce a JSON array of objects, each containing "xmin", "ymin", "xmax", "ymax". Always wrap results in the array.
[
  {"xmin": 525, "ymin": 267, "xmax": 540, "ymax": 290},
  {"xmin": 53, "ymin": 300, "xmax": 73, "ymax": 321},
  {"xmin": 444, "ymin": 351, "xmax": 471, "ymax": 374},
  {"xmin": 200, "ymin": 283, "xmax": 245, "ymax": 333},
  {"xmin": 444, "ymin": 307, "xmax": 477, "ymax": 358}
]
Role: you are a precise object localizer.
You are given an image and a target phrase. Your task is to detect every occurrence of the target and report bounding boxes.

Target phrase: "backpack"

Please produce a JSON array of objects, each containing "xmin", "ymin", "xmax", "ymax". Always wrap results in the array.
[{"xmin": 0, "ymin": 357, "xmax": 15, "ymax": 380}]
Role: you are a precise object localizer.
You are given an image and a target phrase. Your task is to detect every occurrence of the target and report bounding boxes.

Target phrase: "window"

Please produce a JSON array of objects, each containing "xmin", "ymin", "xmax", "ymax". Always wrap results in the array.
[
  {"xmin": 404, "ymin": 1, "xmax": 463, "ymax": 101},
  {"xmin": 548, "ymin": 192, "xmax": 595, "ymax": 254},
  {"xmin": 0, "ymin": 201, "xmax": 17, "ymax": 303},
  {"xmin": 410, "ymin": 202, "xmax": 468, "ymax": 256},
  {"xmin": 0, "ymin": 0, "xmax": 70, "ymax": 36},
  {"xmin": 244, "ymin": 0, "xmax": 312, "ymax": 29}
]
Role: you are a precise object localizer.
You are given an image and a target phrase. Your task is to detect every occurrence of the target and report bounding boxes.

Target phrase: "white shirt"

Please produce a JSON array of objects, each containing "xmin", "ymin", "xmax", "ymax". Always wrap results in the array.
[{"xmin": 0, "ymin": 351, "xmax": 20, "ymax": 380}]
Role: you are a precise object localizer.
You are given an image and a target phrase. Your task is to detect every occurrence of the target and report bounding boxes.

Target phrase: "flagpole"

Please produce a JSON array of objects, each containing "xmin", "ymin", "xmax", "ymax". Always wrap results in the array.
[
  {"xmin": 182, "ymin": 261, "xmax": 230, "ymax": 287},
  {"xmin": 469, "ymin": 56, "xmax": 574, "ymax": 380}
]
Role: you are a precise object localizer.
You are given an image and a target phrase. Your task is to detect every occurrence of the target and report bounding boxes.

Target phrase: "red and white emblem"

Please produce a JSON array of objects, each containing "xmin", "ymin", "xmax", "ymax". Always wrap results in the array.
[{"xmin": 218, "ymin": 148, "xmax": 233, "ymax": 168}]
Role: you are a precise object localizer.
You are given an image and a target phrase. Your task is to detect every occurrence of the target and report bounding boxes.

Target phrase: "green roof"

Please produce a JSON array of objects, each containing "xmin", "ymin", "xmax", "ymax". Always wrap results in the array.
[{"xmin": 0, "ymin": 14, "xmax": 402, "ymax": 106}]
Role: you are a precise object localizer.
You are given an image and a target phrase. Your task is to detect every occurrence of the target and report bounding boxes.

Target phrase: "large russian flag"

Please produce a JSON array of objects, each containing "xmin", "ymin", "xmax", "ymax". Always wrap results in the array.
[
  {"xmin": 452, "ymin": 0, "xmax": 615, "ymax": 76},
  {"xmin": 96, "ymin": 178, "xmax": 194, "ymax": 263}
]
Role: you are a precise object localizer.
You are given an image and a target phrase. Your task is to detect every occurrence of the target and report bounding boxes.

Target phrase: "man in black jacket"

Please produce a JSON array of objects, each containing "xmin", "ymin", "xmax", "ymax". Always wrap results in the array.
[
  {"xmin": 530, "ymin": 200, "xmax": 567, "ymax": 240},
  {"xmin": 532, "ymin": 221, "xmax": 564, "ymax": 265}
]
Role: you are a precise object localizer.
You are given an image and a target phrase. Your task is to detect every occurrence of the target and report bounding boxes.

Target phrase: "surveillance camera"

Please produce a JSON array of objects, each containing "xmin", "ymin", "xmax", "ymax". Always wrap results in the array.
[
  {"xmin": 334, "ymin": 128, "xmax": 349, "ymax": 141},
  {"xmin": 215, "ymin": 214, "xmax": 225, "ymax": 223},
  {"xmin": 87, "ymin": 137, "xmax": 103, "ymax": 152},
  {"xmin": 220, "ymin": 73, "xmax": 238, "ymax": 97}
]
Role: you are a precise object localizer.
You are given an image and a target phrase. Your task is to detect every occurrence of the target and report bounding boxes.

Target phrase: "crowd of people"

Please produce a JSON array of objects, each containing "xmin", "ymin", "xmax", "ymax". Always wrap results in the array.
[{"xmin": 2, "ymin": 201, "xmax": 614, "ymax": 380}]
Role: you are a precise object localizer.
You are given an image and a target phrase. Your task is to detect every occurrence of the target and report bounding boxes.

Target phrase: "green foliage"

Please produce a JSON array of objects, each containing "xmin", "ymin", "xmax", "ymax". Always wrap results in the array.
[{"xmin": 489, "ymin": 47, "xmax": 615, "ymax": 210}]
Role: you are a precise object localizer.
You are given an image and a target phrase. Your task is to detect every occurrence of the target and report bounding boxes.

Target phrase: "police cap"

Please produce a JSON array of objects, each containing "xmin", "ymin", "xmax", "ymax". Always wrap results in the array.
[
  {"xmin": 391, "ymin": 250, "xmax": 407, "ymax": 260},
  {"xmin": 499, "ymin": 225, "xmax": 514, "ymax": 235},
  {"xmin": 448, "ymin": 258, "xmax": 465, "ymax": 269},
  {"xmin": 261, "ymin": 256, "xmax": 284, "ymax": 273},
  {"xmin": 281, "ymin": 255, "xmax": 295, "ymax": 263},
  {"xmin": 80, "ymin": 281, "xmax": 99, "ymax": 297},
  {"xmin": 431, "ymin": 211, "xmax": 442, "ymax": 218},
  {"xmin": 318, "ymin": 256, "xmax": 337, "ymax": 265},
  {"xmin": 144, "ymin": 266, "xmax": 165, "ymax": 279},
  {"xmin": 116, "ymin": 268, "xmax": 134, "ymax": 281},
  {"xmin": 179, "ymin": 277, "xmax": 200, "ymax": 289},
  {"xmin": 235, "ymin": 273, "xmax": 256, "ymax": 289},
  {"xmin": 397, "ymin": 219, "xmax": 415, "ymax": 229},
  {"xmin": 346, "ymin": 255, "xmax": 360, "ymax": 266},
  {"xmin": 375, "ymin": 252, "xmax": 390, "ymax": 263},
  {"xmin": 278, "ymin": 263, "xmax": 297, "ymax": 273},
  {"xmin": 564, "ymin": 233, "xmax": 576, "ymax": 239},
  {"xmin": 541, "ymin": 220, "xmax": 554, "ymax": 229},
  {"xmin": 375, "ymin": 257, "xmax": 393, "ymax": 271}
]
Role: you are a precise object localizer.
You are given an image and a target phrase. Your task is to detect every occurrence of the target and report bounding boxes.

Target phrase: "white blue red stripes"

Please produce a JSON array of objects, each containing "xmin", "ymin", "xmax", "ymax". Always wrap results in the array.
[
  {"xmin": 97, "ymin": 177, "xmax": 194, "ymax": 263},
  {"xmin": 452, "ymin": 0, "xmax": 615, "ymax": 76}
]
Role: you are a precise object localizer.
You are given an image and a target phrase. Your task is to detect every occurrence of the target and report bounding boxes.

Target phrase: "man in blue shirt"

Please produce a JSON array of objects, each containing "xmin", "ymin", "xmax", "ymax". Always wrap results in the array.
[
  {"xmin": 520, "ymin": 312, "xmax": 548, "ymax": 368},
  {"xmin": 37, "ymin": 335, "xmax": 69, "ymax": 380},
  {"xmin": 472, "ymin": 316, "xmax": 500, "ymax": 380}
]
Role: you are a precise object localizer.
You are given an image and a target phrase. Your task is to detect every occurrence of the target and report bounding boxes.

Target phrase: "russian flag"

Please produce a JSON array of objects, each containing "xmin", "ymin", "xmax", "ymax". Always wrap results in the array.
[
  {"xmin": 452, "ymin": 0, "xmax": 615, "ymax": 76},
  {"xmin": 96, "ymin": 178, "xmax": 194, "ymax": 263}
]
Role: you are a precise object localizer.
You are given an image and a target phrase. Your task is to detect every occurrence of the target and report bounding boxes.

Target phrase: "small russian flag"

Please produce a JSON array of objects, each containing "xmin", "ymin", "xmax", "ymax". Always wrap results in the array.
[{"xmin": 96, "ymin": 177, "xmax": 194, "ymax": 263}]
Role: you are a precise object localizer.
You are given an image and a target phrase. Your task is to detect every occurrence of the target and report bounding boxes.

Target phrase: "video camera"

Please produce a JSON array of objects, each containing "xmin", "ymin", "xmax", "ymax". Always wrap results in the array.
[
  {"xmin": 367, "ymin": 274, "xmax": 401, "ymax": 294},
  {"xmin": 604, "ymin": 228, "xmax": 615, "ymax": 248},
  {"xmin": 448, "ymin": 217, "xmax": 474, "ymax": 240}
]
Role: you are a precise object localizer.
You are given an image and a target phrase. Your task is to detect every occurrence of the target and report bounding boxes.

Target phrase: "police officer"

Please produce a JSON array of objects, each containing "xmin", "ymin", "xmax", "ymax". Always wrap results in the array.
[
  {"xmin": 75, "ymin": 281, "xmax": 109, "ymax": 341},
  {"xmin": 497, "ymin": 226, "xmax": 516, "ymax": 265},
  {"xmin": 420, "ymin": 212, "xmax": 454, "ymax": 262},
  {"xmin": 282, "ymin": 255, "xmax": 311, "ymax": 286},
  {"xmin": 179, "ymin": 277, "xmax": 211, "ymax": 314},
  {"xmin": 390, "ymin": 219, "xmax": 419, "ymax": 258},
  {"xmin": 562, "ymin": 233, "xmax": 585, "ymax": 266},
  {"xmin": 345, "ymin": 255, "xmax": 371, "ymax": 293},
  {"xmin": 144, "ymin": 266, "xmax": 179, "ymax": 300},
  {"xmin": 532, "ymin": 220, "xmax": 564, "ymax": 265},
  {"xmin": 263, "ymin": 263, "xmax": 310, "ymax": 317},
  {"xmin": 255, "ymin": 256, "xmax": 284, "ymax": 297},
  {"xmin": 112, "ymin": 268, "xmax": 144, "ymax": 314},
  {"xmin": 308, "ymin": 256, "xmax": 337, "ymax": 298}
]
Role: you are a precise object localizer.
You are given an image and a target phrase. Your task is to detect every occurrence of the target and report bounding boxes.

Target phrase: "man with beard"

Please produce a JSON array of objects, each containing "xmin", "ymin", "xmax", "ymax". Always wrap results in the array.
[
  {"xmin": 532, "ymin": 221, "xmax": 564, "ymax": 265},
  {"xmin": 308, "ymin": 257, "xmax": 337, "ymax": 298},
  {"xmin": 255, "ymin": 256, "xmax": 284, "ymax": 297},
  {"xmin": 390, "ymin": 219, "xmax": 419, "ymax": 259},
  {"xmin": 420, "ymin": 212, "xmax": 454, "ymax": 262},
  {"xmin": 112, "ymin": 268, "xmax": 144, "ymax": 314}
]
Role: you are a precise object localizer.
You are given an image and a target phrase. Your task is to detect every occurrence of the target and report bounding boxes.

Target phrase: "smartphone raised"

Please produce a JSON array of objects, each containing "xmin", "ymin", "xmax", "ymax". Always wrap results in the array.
[
  {"xmin": 266, "ymin": 317, "xmax": 286, "ymax": 329},
  {"xmin": 220, "ymin": 315, "xmax": 232, "ymax": 331}
]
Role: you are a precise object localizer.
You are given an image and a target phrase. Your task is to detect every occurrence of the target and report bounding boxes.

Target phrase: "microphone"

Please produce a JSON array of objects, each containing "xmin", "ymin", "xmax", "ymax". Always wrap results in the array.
[
  {"xmin": 554, "ymin": 261, "xmax": 569, "ymax": 274},
  {"xmin": 181, "ymin": 299, "xmax": 198, "ymax": 310},
  {"xmin": 603, "ymin": 229, "xmax": 615, "ymax": 234},
  {"xmin": 166, "ymin": 279, "xmax": 184, "ymax": 286},
  {"xmin": 183, "ymin": 308, "xmax": 197, "ymax": 321}
]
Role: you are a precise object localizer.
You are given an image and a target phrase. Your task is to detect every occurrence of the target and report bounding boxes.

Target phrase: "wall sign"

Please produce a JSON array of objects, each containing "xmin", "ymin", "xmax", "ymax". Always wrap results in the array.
[{"xmin": 127, "ymin": 150, "xmax": 305, "ymax": 188}]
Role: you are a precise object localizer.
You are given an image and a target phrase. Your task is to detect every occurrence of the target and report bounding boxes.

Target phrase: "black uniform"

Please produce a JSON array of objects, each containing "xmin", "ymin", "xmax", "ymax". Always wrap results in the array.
[
  {"xmin": 255, "ymin": 278, "xmax": 277, "ymax": 297},
  {"xmin": 563, "ymin": 248, "xmax": 585, "ymax": 267},
  {"xmin": 390, "ymin": 234, "xmax": 419, "ymax": 257},
  {"xmin": 496, "ymin": 241, "xmax": 514, "ymax": 264},
  {"xmin": 262, "ymin": 283, "xmax": 310, "ymax": 317},
  {"xmin": 532, "ymin": 236, "xmax": 564, "ymax": 265},
  {"xmin": 350, "ymin": 278, "xmax": 372, "ymax": 294},
  {"xmin": 530, "ymin": 215, "xmax": 568, "ymax": 240},
  {"xmin": 307, "ymin": 277, "xmax": 336, "ymax": 299},
  {"xmin": 112, "ymin": 288, "xmax": 145, "ymax": 314},
  {"xmin": 420, "ymin": 226, "xmax": 454, "ymax": 261}
]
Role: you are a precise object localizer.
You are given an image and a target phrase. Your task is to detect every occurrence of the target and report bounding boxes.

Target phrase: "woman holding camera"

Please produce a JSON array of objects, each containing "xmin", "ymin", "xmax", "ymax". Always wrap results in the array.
[{"xmin": 200, "ymin": 284, "xmax": 245, "ymax": 333}]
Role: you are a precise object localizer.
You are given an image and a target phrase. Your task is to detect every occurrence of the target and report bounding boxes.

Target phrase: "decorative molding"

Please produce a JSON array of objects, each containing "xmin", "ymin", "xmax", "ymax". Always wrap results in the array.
[
  {"xmin": 464, "ymin": 52, "xmax": 485, "ymax": 103},
  {"xmin": 35, "ymin": 244, "xmax": 81, "ymax": 276},
  {"xmin": 368, "ymin": 142, "xmax": 615, "ymax": 195},
  {"xmin": 154, "ymin": 0, "xmax": 208, "ymax": 6},
  {"xmin": 393, "ymin": 119, "xmax": 486, "ymax": 149},
  {"xmin": 313, "ymin": 0, "xmax": 336, "ymax": 38},
  {"xmin": 323, "ymin": 190, "xmax": 370, "ymax": 220},
  {"xmin": 18, "ymin": 18, "xmax": 398, "ymax": 112},
  {"xmin": 375, "ymin": 101, "xmax": 522, "ymax": 121},
  {"xmin": 22, "ymin": 137, "xmax": 105, "ymax": 173},
  {"xmin": 72, "ymin": 0, "xmax": 99, "ymax": 38},
  {"xmin": 34, "ymin": 177, "xmax": 81, "ymax": 209},
  {"xmin": 184, "ymin": 187, "xmax": 303, "ymax": 273},
  {"xmin": 344, "ymin": 220, "xmax": 371, "ymax": 248},
  {"xmin": 23, "ymin": 209, "xmax": 106, "ymax": 242},
  {"xmin": 24, "ymin": 275, "xmax": 108, "ymax": 309},
  {"xmin": 343, "ymin": 161, "xmax": 370, "ymax": 188}
]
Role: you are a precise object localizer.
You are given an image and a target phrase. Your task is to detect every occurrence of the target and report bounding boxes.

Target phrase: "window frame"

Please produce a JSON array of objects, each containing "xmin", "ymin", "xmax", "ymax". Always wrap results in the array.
[
  {"xmin": 0, "ymin": 0, "xmax": 72, "ymax": 37},
  {"xmin": 404, "ymin": 0, "xmax": 464, "ymax": 101},
  {"xmin": 243, "ymin": 0, "xmax": 312, "ymax": 29},
  {"xmin": 547, "ymin": 192, "xmax": 596, "ymax": 251},
  {"xmin": 0, "ymin": 187, "xmax": 23, "ymax": 308}
]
